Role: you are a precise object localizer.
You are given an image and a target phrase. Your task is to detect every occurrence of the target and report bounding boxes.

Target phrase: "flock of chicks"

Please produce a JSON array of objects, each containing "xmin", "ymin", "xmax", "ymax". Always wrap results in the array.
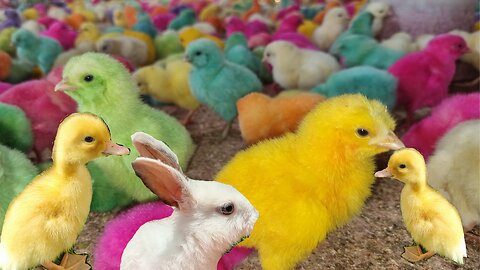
[{"xmin": 0, "ymin": 0, "xmax": 479, "ymax": 270}]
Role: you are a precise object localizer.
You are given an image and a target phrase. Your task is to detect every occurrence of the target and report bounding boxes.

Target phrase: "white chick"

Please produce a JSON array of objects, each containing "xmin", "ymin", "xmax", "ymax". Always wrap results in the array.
[
  {"xmin": 263, "ymin": 40, "xmax": 340, "ymax": 89},
  {"xmin": 366, "ymin": 1, "xmax": 391, "ymax": 37},
  {"xmin": 313, "ymin": 7, "xmax": 350, "ymax": 51},
  {"xmin": 96, "ymin": 36, "xmax": 149, "ymax": 67},
  {"xmin": 21, "ymin": 20, "xmax": 45, "ymax": 34},
  {"xmin": 415, "ymin": 34, "xmax": 434, "ymax": 51},
  {"xmin": 450, "ymin": 30, "xmax": 480, "ymax": 70},
  {"xmin": 47, "ymin": 6, "xmax": 68, "ymax": 20},
  {"xmin": 193, "ymin": 22, "xmax": 216, "ymax": 34},
  {"xmin": 381, "ymin": 32, "xmax": 417, "ymax": 53},
  {"xmin": 427, "ymin": 120, "xmax": 480, "ymax": 232}
]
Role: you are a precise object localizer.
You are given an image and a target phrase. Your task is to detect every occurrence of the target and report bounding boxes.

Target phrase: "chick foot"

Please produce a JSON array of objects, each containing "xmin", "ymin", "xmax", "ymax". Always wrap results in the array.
[
  {"xmin": 42, "ymin": 253, "xmax": 90, "ymax": 270},
  {"xmin": 402, "ymin": 245, "xmax": 435, "ymax": 262},
  {"xmin": 182, "ymin": 109, "xmax": 197, "ymax": 126},
  {"xmin": 221, "ymin": 121, "xmax": 232, "ymax": 139}
]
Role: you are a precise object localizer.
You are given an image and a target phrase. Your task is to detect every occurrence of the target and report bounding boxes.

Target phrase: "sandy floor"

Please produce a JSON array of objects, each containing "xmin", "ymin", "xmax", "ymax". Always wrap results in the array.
[{"xmin": 75, "ymin": 105, "xmax": 480, "ymax": 270}]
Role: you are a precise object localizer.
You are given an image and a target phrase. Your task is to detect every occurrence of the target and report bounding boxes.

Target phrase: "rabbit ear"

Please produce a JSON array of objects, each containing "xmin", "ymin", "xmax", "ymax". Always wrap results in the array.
[
  {"xmin": 132, "ymin": 158, "xmax": 194, "ymax": 209},
  {"xmin": 131, "ymin": 132, "xmax": 182, "ymax": 172}
]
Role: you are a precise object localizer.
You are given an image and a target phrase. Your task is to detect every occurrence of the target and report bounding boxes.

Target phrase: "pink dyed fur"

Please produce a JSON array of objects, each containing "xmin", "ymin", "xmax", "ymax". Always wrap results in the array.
[
  {"xmin": 248, "ymin": 32, "xmax": 271, "ymax": 48},
  {"xmin": 40, "ymin": 21, "xmax": 77, "ymax": 50},
  {"xmin": 94, "ymin": 201, "xmax": 174, "ymax": 270},
  {"xmin": 245, "ymin": 20, "xmax": 269, "ymax": 38},
  {"xmin": 37, "ymin": 16, "xmax": 60, "ymax": 29},
  {"xmin": 275, "ymin": 13, "xmax": 303, "ymax": 34},
  {"xmin": 272, "ymin": 32, "xmax": 318, "ymax": 50},
  {"xmin": 227, "ymin": 17, "xmax": 269, "ymax": 39},
  {"xmin": 276, "ymin": 4, "xmax": 300, "ymax": 20},
  {"xmin": 388, "ymin": 34, "xmax": 469, "ymax": 119},
  {"xmin": 153, "ymin": 13, "xmax": 175, "ymax": 31},
  {"xmin": 402, "ymin": 93, "xmax": 480, "ymax": 159},
  {"xmin": 0, "ymin": 82, "xmax": 11, "ymax": 95},
  {"xmin": 0, "ymin": 79, "xmax": 76, "ymax": 160},
  {"xmin": 226, "ymin": 16, "xmax": 245, "ymax": 37}
]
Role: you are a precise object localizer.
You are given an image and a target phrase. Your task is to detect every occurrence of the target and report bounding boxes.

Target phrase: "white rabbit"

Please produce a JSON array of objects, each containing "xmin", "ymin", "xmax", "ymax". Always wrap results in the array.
[{"xmin": 120, "ymin": 132, "xmax": 259, "ymax": 270}]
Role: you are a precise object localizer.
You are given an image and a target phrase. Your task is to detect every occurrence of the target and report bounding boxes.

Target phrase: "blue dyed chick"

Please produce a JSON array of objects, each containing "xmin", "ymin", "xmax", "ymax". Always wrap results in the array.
[
  {"xmin": 186, "ymin": 39, "xmax": 262, "ymax": 137},
  {"xmin": 224, "ymin": 32, "xmax": 272, "ymax": 83},
  {"xmin": 311, "ymin": 66, "xmax": 398, "ymax": 110},
  {"xmin": 168, "ymin": 9, "xmax": 196, "ymax": 30},
  {"xmin": 11, "ymin": 29, "xmax": 63, "ymax": 74},
  {"xmin": 133, "ymin": 12, "xmax": 157, "ymax": 39}
]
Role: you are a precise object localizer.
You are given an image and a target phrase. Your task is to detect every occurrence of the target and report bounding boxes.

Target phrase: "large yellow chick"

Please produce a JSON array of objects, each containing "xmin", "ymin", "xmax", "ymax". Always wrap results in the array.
[
  {"xmin": 179, "ymin": 26, "xmax": 224, "ymax": 49},
  {"xmin": 375, "ymin": 148, "xmax": 467, "ymax": 264},
  {"xmin": 216, "ymin": 94, "xmax": 404, "ymax": 270},
  {"xmin": 0, "ymin": 113, "xmax": 130, "ymax": 270},
  {"xmin": 133, "ymin": 60, "xmax": 200, "ymax": 124},
  {"xmin": 75, "ymin": 22, "xmax": 101, "ymax": 47}
]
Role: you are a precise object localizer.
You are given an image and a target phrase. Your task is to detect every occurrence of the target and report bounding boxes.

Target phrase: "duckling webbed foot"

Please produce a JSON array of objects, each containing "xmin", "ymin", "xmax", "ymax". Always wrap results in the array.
[
  {"xmin": 42, "ymin": 253, "xmax": 91, "ymax": 270},
  {"xmin": 402, "ymin": 245, "xmax": 435, "ymax": 262}
]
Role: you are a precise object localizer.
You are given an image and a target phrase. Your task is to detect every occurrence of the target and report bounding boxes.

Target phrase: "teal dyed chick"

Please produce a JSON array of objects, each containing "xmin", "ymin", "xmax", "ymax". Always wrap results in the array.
[
  {"xmin": 133, "ymin": 12, "xmax": 157, "ymax": 39},
  {"xmin": 224, "ymin": 32, "xmax": 272, "ymax": 83},
  {"xmin": 0, "ymin": 144, "xmax": 38, "ymax": 232},
  {"xmin": 0, "ymin": 103, "xmax": 33, "ymax": 152},
  {"xmin": 348, "ymin": 11, "xmax": 374, "ymax": 37},
  {"xmin": 56, "ymin": 53, "xmax": 195, "ymax": 211},
  {"xmin": 154, "ymin": 30, "xmax": 184, "ymax": 60},
  {"xmin": 186, "ymin": 39, "xmax": 262, "ymax": 136},
  {"xmin": 11, "ymin": 29, "xmax": 63, "ymax": 74},
  {"xmin": 168, "ymin": 9, "xmax": 196, "ymax": 30},
  {"xmin": 311, "ymin": 66, "xmax": 398, "ymax": 109},
  {"xmin": 330, "ymin": 34, "xmax": 405, "ymax": 69}
]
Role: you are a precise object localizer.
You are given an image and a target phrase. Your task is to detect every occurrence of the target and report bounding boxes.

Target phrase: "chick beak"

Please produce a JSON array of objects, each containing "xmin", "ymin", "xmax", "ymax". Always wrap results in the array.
[
  {"xmin": 375, "ymin": 167, "xmax": 392, "ymax": 178},
  {"xmin": 371, "ymin": 130, "xmax": 405, "ymax": 150},
  {"xmin": 55, "ymin": 79, "xmax": 77, "ymax": 92},
  {"xmin": 103, "ymin": 141, "xmax": 130, "ymax": 156}
]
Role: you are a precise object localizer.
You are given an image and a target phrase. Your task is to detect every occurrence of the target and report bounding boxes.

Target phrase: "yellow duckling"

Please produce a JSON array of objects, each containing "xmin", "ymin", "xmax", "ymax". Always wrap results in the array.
[
  {"xmin": 375, "ymin": 148, "xmax": 467, "ymax": 264},
  {"xmin": 0, "ymin": 113, "xmax": 130, "ymax": 270},
  {"xmin": 179, "ymin": 26, "xmax": 224, "ymax": 49},
  {"xmin": 75, "ymin": 22, "xmax": 101, "ymax": 47}
]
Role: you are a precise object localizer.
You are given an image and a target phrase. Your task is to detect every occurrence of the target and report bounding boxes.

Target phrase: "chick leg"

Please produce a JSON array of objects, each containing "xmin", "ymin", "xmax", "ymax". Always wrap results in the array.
[
  {"xmin": 402, "ymin": 245, "xmax": 435, "ymax": 262},
  {"xmin": 182, "ymin": 108, "xmax": 198, "ymax": 126},
  {"xmin": 42, "ymin": 253, "xmax": 90, "ymax": 270},
  {"xmin": 221, "ymin": 121, "xmax": 232, "ymax": 139}
]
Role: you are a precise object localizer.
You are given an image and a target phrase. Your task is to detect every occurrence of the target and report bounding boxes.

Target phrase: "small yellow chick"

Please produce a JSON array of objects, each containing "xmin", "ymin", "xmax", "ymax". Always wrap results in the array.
[
  {"xmin": 0, "ymin": 113, "xmax": 130, "ymax": 270},
  {"xmin": 22, "ymin": 8, "xmax": 39, "ymax": 20},
  {"xmin": 375, "ymin": 148, "xmax": 467, "ymax": 264},
  {"xmin": 199, "ymin": 3, "xmax": 221, "ymax": 21},
  {"xmin": 75, "ymin": 22, "xmax": 101, "ymax": 47},
  {"xmin": 179, "ymin": 26, "xmax": 224, "ymax": 49},
  {"xmin": 133, "ymin": 60, "xmax": 200, "ymax": 124},
  {"xmin": 113, "ymin": 8, "xmax": 128, "ymax": 28},
  {"xmin": 297, "ymin": 20, "xmax": 317, "ymax": 39}
]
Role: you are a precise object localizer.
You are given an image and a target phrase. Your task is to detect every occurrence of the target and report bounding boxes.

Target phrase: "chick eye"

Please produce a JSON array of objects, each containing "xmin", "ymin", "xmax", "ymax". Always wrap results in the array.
[
  {"xmin": 218, "ymin": 202, "xmax": 235, "ymax": 215},
  {"xmin": 356, "ymin": 128, "xmax": 369, "ymax": 137},
  {"xmin": 195, "ymin": 51, "xmax": 202, "ymax": 56},
  {"xmin": 84, "ymin": 136, "xmax": 95, "ymax": 143},
  {"xmin": 84, "ymin": 74, "xmax": 94, "ymax": 82},
  {"xmin": 266, "ymin": 53, "xmax": 271, "ymax": 57},
  {"xmin": 399, "ymin": 164, "xmax": 407, "ymax": 169}
]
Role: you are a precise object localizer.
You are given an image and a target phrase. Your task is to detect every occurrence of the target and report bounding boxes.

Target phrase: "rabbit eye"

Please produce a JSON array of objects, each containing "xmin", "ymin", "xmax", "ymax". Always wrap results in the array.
[{"xmin": 219, "ymin": 202, "xmax": 235, "ymax": 215}]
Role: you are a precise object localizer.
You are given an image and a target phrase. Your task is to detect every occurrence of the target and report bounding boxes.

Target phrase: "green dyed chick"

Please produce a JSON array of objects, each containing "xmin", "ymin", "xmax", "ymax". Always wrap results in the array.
[
  {"xmin": 224, "ymin": 32, "xmax": 272, "ymax": 83},
  {"xmin": 154, "ymin": 30, "xmax": 184, "ymax": 60},
  {"xmin": 56, "ymin": 53, "xmax": 195, "ymax": 211},
  {"xmin": 0, "ymin": 27, "xmax": 16, "ymax": 56},
  {"xmin": 168, "ymin": 9, "xmax": 196, "ymax": 30},
  {"xmin": 0, "ymin": 103, "xmax": 32, "ymax": 152},
  {"xmin": 0, "ymin": 144, "xmax": 38, "ymax": 232}
]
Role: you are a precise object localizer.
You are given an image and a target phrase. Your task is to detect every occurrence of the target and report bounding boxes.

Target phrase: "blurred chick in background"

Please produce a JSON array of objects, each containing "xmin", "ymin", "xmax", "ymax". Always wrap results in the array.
[
  {"xmin": 263, "ymin": 41, "xmax": 340, "ymax": 89},
  {"xmin": 75, "ymin": 22, "xmax": 101, "ymax": 47},
  {"xmin": 179, "ymin": 26, "xmax": 225, "ymax": 49},
  {"xmin": 0, "ymin": 113, "xmax": 129, "ymax": 270},
  {"xmin": 217, "ymin": 94, "xmax": 404, "ymax": 270},
  {"xmin": 237, "ymin": 91, "xmax": 324, "ymax": 145},
  {"xmin": 313, "ymin": 7, "xmax": 349, "ymax": 51},
  {"xmin": 376, "ymin": 148, "xmax": 467, "ymax": 264},
  {"xmin": 186, "ymin": 39, "xmax": 262, "ymax": 137},
  {"xmin": 133, "ymin": 60, "xmax": 200, "ymax": 125},
  {"xmin": 365, "ymin": 1, "xmax": 391, "ymax": 37}
]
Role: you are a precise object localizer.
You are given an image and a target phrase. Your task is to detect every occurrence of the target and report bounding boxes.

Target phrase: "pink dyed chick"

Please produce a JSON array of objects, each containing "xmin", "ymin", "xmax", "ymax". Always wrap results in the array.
[
  {"xmin": 37, "ymin": 16, "xmax": 60, "ymax": 29},
  {"xmin": 152, "ymin": 13, "xmax": 175, "ymax": 31},
  {"xmin": 272, "ymin": 32, "xmax": 318, "ymax": 50},
  {"xmin": 0, "ymin": 82, "xmax": 11, "ymax": 95},
  {"xmin": 225, "ymin": 16, "xmax": 245, "ymax": 37},
  {"xmin": 94, "ymin": 201, "xmax": 174, "ymax": 270},
  {"xmin": 276, "ymin": 4, "xmax": 300, "ymax": 20},
  {"xmin": 276, "ymin": 13, "xmax": 303, "ymax": 34},
  {"xmin": 402, "ymin": 93, "xmax": 480, "ymax": 159},
  {"xmin": 0, "ymin": 79, "xmax": 77, "ymax": 161},
  {"xmin": 244, "ymin": 20, "xmax": 269, "ymax": 38},
  {"xmin": 40, "ymin": 21, "xmax": 77, "ymax": 50},
  {"xmin": 388, "ymin": 34, "xmax": 469, "ymax": 122},
  {"xmin": 248, "ymin": 32, "xmax": 271, "ymax": 48}
]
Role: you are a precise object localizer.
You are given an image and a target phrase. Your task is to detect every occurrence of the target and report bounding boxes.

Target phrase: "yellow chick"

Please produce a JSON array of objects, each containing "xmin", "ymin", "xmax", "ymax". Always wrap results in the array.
[
  {"xmin": 179, "ymin": 26, "xmax": 224, "ymax": 49},
  {"xmin": 199, "ymin": 3, "xmax": 221, "ymax": 21},
  {"xmin": 375, "ymin": 148, "xmax": 467, "ymax": 264},
  {"xmin": 22, "ymin": 8, "xmax": 39, "ymax": 20},
  {"xmin": 133, "ymin": 60, "xmax": 200, "ymax": 124},
  {"xmin": 216, "ymin": 94, "xmax": 404, "ymax": 270},
  {"xmin": 297, "ymin": 20, "xmax": 317, "ymax": 39},
  {"xmin": 113, "ymin": 8, "xmax": 128, "ymax": 28},
  {"xmin": 124, "ymin": 30, "xmax": 157, "ymax": 64},
  {"xmin": 75, "ymin": 22, "xmax": 101, "ymax": 47},
  {"xmin": 0, "ymin": 113, "xmax": 130, "ymax": 270}
]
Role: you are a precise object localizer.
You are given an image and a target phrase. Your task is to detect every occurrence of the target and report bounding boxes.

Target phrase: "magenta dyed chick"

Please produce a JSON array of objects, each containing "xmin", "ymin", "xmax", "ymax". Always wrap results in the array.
[
  {"xmin": 244, "ymin": 20, "xmax": 269, "ymax": 38},
  {"xmin": 0, "ymin": 82, "xmax": 11, "ymax": 95},
  {"xmin": 402, "ymin": 93, "xmax": 480, "ymax": 159},
  {"xmin": 40, "ymin": 21, "xmax": 77, "ymax": 50},
  {"xmin": 388, "ymin": 34, "xmax": 469, "ymax": 122},
  {"xmin": 0, "ymin": 79, "xmax": 76, "ymax": 161},
  {"xmin": 272, "ymin": 32, "xmax": 318, "ymax": 50},
  {"xmin": 276, "ymin": 13, "xmax": 303, "ymax": 34},
  {"xmin": 226, "ymin": 16, "xmax": 245, "ymax": 37},
  {"xmin": 248, "ymin": 32, "xmax": 271, "ymax": 48},
  {"xmin": 152, "ymin": 13, "xmax": 175, "ymax": 31},
  {"xmin": 94, "ymin": 201, "xmax": 174, "ymax": 270},
  {"xmin": 276, "ymin": 3, "xmax": 300, "ymax": 20}
]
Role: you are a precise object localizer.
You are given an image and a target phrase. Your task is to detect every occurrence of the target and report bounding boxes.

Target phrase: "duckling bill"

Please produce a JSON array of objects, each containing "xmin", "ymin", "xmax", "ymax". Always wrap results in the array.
[{"xmin": 0, "ymin": 113, "xmax": 129, "ymax": 270}]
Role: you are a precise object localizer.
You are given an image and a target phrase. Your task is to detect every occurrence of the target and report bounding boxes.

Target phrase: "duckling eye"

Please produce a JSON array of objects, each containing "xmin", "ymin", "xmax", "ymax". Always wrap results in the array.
[
  {"xmin": 84, "ymin": 136, "xmax": 95, "ymax": 143},
  {"xmin": 356, "ymin": 128, "xmax": 369, "ymax": 137},
  {"xmin": 84, "ymin": 75, "xmax": 94, "ymax": 82},
  {"xmin": 399, "ymin": 164, "xmax": 407, "ymax": 169},
  {"xmin": 218, "ymin": 202, "xmax": 235, "ymax": 215}
]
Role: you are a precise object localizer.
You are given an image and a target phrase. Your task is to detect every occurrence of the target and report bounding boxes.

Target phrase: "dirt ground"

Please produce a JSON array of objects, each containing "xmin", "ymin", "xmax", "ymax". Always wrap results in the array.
[{"xmin": 75, "ymin": 105, "xmax": 480, "ymax": 270}]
